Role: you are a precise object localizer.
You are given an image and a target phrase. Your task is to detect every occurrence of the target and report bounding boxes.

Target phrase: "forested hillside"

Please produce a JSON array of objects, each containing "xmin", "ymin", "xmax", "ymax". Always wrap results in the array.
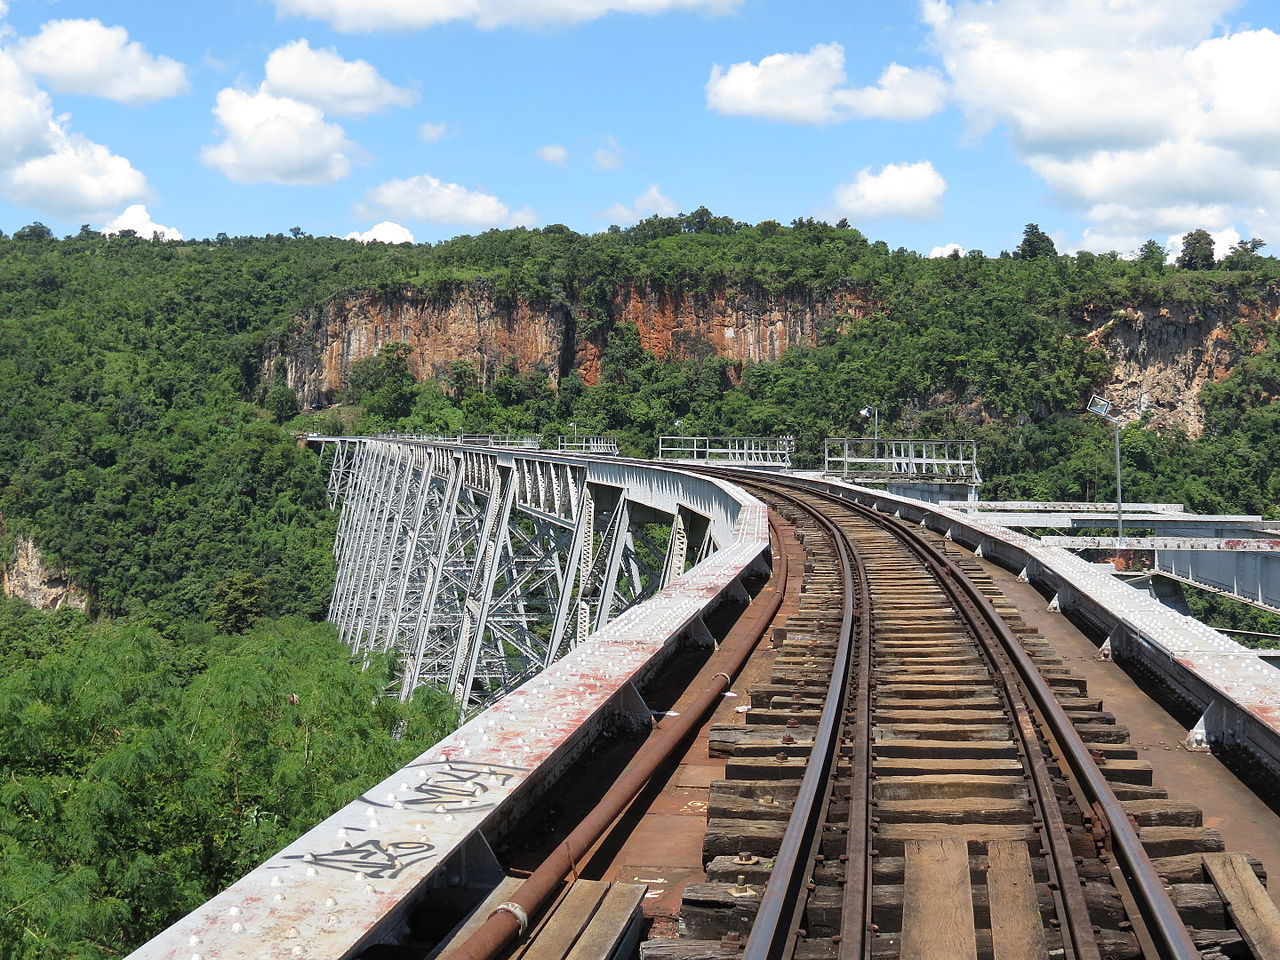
[{"xmin": 2, "ymin": 214, "xmax": 1280, "ymax": 957}]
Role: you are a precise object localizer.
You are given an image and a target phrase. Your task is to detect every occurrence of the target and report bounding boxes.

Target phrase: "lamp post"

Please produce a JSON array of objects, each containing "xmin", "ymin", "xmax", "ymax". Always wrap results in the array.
[
  {"xmin": 859, "ymin": 406, "xmax": 880, "ymax": 461},
  {"xmin": 1087, "ymin": 395, "xmax": 1124, "ymax": 549},
  {"xmin": 858, "ymin": 406, "xmax": 879, "ymax": 439}
]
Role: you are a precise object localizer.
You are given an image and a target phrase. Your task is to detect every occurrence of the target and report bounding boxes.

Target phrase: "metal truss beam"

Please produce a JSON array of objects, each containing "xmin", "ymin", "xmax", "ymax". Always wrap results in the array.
[{"xmin": 317, "ymin": 439, "xmax": 711, "ymax": 711}]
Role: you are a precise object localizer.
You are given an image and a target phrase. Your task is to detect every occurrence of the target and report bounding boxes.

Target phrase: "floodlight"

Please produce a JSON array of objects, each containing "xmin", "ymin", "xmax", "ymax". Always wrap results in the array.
[{"xmin": 1087, "ymin": 395, "xmax": 1112, "ymax": 418}]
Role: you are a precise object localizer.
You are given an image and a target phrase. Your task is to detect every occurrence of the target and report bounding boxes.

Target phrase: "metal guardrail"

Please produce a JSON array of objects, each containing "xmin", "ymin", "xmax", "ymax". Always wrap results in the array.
[
  {"xmin": 658, "ymin": 436, "xmax": 794, "ymax": 468},
  {"xmin": 394, "ymin": 434, "xmax": 541, "ymax": 448},
  {"xmin": 823, "ymin": 437, "xmax": 980, "ymax": 483},
  {"xmin": 557, "ymin": 436, "xmax": 619, "ymax": 455}
]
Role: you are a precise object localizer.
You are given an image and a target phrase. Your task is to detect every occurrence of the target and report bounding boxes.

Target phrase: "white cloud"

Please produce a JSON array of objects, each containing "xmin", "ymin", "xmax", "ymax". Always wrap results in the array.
[
  {"xmin": 929, "ymin": 242, "xmax": 966, "ymax": 257},
  {"xmin": 0, "ymin": 44, "xmax": 150, "ymax": 219},
  {"xmin": 843, "ymin": 62, "xmax": 948, "ymax": 121},
  {"xmin": 274, "ymin": 0, "xmax": 741, "ymax": 32},
  {"xmin": 418, "ymin": 121, "xmax": 447, "ymax": 142},
  {"xmin": 593, "ymin": 135, "xmax": 622, "ymax": 170},
  {"xmin": 102, "ymin": 203, "xmax": 182, "ymax": 240},
  {"xmin": 263, "ymin": 39, "xmax": 414, "ymax": 116},
  {"xmin": 357, "ymin": 173, "xmax": 523, "ymax": 227},
  {"xmin": 345, "ymin": 220, "xmax": 414, "ymax": 243},
  {"xmin": 537, "ymin": 144, "xmax": 568, "ymax": 166},
  {"xmin": 604, "ymin": 183, "xmax": 676, "ymax": 223},
  {"xmin": 706, "ymin": 43, "xmax": 945, "ymax": 124},
  {"xmin": 0, "ymin": 50, "xmax": 57, "ymax": 167},
  {"xmin": 14, "ymin": 19, "xmax": 187, "ymax": 105},
  {"xmin": 924, "ymin": 0, "xmax": 1280, "ymax": 249},
  {"xmin": 202, "ymin": 88, "xmax": 356, "ymax": 185},
  {"xmin": 831, "ymin": 161, "xmax": 946, "ymax": 221},
  {"xmin": 5, "ymin": 133, "xmax": 149, "ymax": 217}
]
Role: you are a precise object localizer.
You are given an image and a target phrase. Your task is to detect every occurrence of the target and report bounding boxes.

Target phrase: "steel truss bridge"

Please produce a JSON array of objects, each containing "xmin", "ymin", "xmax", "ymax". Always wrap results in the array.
[
  {"xmin": 127, "ymin": 437, "xmax": 1280, "ymax": 960},
  {"xmin": 322, "ymin": 437, "xmax": 732, "ymax": 710}
]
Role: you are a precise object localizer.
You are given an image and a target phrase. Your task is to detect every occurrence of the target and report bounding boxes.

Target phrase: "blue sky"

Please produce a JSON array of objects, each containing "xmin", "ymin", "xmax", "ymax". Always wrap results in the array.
[{"xmin": 0, "ymin": 0, "xmax": 1277, "ymax": 257}]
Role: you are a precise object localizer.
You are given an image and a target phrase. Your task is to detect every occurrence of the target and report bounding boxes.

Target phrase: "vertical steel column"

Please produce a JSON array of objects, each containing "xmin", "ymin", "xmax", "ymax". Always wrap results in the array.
[
  {"xmin": 448, "ymin": 464, "xmax": 515, "ymax": 699},
  {"xmin": 398, "ymin": 451, "xmax": 466, "ymax": 702},
  {"xmin": 594, "ymin": 495, "xmax": 631, "ymax": 632},
  {"xmin": 545, "ymin": 485, "xmax": 593, "ymax": 667}
]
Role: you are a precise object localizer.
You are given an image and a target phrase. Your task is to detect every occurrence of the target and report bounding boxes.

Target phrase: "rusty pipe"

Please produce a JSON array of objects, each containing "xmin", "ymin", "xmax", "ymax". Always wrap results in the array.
[{"xmin": 442, "ymin": 517, "xmax": 790, "ymax": 960}]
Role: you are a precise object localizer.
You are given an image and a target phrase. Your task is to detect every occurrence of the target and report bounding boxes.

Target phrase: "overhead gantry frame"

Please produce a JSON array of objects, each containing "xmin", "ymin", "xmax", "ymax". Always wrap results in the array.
[{"xmin": 315, "ymin": 437, "xmax": 718, "ymax": 710}]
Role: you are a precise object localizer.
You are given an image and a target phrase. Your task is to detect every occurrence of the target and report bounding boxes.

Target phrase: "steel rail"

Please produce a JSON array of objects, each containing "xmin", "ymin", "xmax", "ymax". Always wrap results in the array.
[
  {"xmin": 827, "ymin": 486, "xmax": 1201, "ymax": 960},
  {"xmin": 709, "ymin": 469, "xmax": 1199, "ymax": 960},
  {"xmin": 740, "ymin": 494, "xmax": 858, "ymax": 960},
  {"xmin": 442, "ymin": 518, "xmax": 788, "ymax": 960},
  {"xmin": 855, "ymin": 501, "xmax": 1100, "ymax": 960}
]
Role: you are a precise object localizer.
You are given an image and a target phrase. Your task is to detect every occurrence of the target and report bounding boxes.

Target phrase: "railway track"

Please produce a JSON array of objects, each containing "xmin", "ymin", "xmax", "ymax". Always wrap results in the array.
[
  {"xmin": 443, "ymin": 473, "xmax": 1280, "ymax": 960},
  {"xmin": 655, "ymin": 476, "xmax": 1273, "ymax": 960}
]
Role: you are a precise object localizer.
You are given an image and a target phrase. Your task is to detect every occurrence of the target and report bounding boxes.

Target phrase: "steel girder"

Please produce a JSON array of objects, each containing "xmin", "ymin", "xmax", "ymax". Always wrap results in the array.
[{"xmin": 319, "ymin": 439, "xmax": 690, "ymax": 711}]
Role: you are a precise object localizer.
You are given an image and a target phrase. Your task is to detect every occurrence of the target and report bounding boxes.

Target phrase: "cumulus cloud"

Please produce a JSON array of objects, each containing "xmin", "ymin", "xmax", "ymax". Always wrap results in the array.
[
  {"xmin": 14, "ymin": 18, "xmax": 187, "ymax": 105},
  {"xmin": 537, "ymin": 144, "xmax": 568, "ymax": 166},
  {"xmin": 202, "ymin": 88, "xmax": 356, "ymax": 185},
  {"xmin": 0, "ymin": 51, "xmax": 57, "ymax": 167},
  {"xmin": 0, "ymin": 49, "xmax": 150, "ymax": 216},
  {"xmin": 274, "ymin": 0, "xmax": 742, "ymax": 32},
  {"xmin": 924, "ymin": 0, "xmax": 1280, "ymax": 250},
  {"xmin": 604, "ymin": 183, "xmax": 677, "ymax": 224},
  {"xmin": 357, "ymin": 173, "xmax": 525, "ymax": 227},
  {"xmin": 419, "ymin": 121, "xmax": 447, "ymax": 142},
  {"xmin": 706, "ymin": 43, "xmax": 945, "ymax": 124},
  {"xmin": 102, "ymin": 203, "xmax": 183, "ymax": 240},
  {"xmin": 831, "ymin": 161, "xmax": 946, "ymax": 221},
  {"xmin": 345, "ymin": 220, "xmax": 414, "ymax": 243},
  {"xmin": 263, "ymin": 39, "xmax": 414, "ymax": 116},
  {"xmin": 6, "ymin": 134, "xmax": 150, "ymax": 217},
  {"xmin": 929, "ymin": 242, "xmax": 966, "ymax": 257}
]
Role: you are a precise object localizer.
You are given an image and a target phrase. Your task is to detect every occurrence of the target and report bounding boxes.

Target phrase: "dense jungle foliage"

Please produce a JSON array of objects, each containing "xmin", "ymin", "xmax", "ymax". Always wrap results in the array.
[{"xmin": 3, "ymin": 213, "xmax": 1280, "ymax": 957}]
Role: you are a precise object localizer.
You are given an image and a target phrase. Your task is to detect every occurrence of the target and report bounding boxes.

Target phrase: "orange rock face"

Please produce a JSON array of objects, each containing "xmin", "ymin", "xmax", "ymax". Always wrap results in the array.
[{"xmin": 266, "ymin": 280, "xmax": 876, "ymax": 401}]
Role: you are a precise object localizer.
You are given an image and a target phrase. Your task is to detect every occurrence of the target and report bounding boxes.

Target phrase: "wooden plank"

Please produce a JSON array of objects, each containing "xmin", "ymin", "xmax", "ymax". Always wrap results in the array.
[
  {"xmin": 566, "ymin": 883, "xmax": 648, "ymax": 960},
  {"xmin": 1203, "ymin": 853, "xmax": 1280, "ymax": 960},
  {"xmin": 987, "ymin": 840, "xmax": 1048, "ymax": 960},
  {"xmin": 900, "ymin": 837, "xmax": 978, "ymax": 960},
  {"xmin": 517, "ymin": 881, "xmax": 610, "ymax": 960}
]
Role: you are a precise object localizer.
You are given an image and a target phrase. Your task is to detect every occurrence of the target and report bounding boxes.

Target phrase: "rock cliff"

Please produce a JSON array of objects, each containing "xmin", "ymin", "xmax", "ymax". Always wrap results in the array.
[
  {"xmin": 265, "ymin": 281, "xmax": 874, "ymax": 405},
  {"xmin": 1, "ymin": 526, "xmax": 90, "ymax": 613},
  {"xmin": 266, "ymin": 278, "xmax": 1273, "ymax": 436},
  {"xmin": 1083, "ymin": 294, "xmax": 1275, "ymax": 437}
]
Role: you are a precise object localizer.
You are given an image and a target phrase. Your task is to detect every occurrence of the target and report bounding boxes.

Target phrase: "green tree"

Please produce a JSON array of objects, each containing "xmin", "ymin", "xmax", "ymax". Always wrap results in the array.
[
  {"xmin": 1137, "ymin": 239, "xmax": 1166, "ymax": 267},
  {"xmin": 1176, "ymin": 228, "xmax": 1216, "ymax": 270},
  {"xmin": 1219, "ymin": 237, "xmax": 1266, "ymax": 271},
  {"xmin": 1013, "ymin": 223, "xmax": 1057, "ymax": 260},
  {"xmin": 209, "ymin": 571, "xmax": 265, "ymax": 632},
  {"xmin": 266, "ymin": 382, "xmax": 300, "ymax": 423}
]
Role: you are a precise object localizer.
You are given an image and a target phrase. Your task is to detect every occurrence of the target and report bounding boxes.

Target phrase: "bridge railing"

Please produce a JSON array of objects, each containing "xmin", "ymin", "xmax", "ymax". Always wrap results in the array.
[
  {"xmin": 824, "ymin": 437, "xmax": 980, "ymax": 482},
  {"xmin": 557, "ymin": 435, "xmax": 619, "ymax": 455},
  {"xmin": 657, "ymin": 435, "xmax": 794, "ymax": 468}
]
